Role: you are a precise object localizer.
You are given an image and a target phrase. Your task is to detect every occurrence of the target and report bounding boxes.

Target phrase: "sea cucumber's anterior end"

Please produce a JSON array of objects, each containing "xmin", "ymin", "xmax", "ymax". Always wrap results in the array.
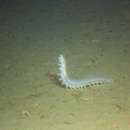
[
  {"xmin": 59, "ymin": 54, "xmax": 64, "ymax": 61},
  {"xmin": 59, "ymin": 54, "xmax": 63, "ymax": 57}
]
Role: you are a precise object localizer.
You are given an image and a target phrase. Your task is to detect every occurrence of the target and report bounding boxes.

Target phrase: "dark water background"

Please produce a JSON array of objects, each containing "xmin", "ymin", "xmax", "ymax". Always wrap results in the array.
[{"xmin": 0, "ymin": 0, "xmax": 130, "ymax": 130}]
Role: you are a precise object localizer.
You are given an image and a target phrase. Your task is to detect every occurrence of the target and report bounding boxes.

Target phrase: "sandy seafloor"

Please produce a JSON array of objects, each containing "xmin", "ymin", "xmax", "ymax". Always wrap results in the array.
[{"xmin": 0, "ymin": 0, "xmax": 130, "ymax": 130}]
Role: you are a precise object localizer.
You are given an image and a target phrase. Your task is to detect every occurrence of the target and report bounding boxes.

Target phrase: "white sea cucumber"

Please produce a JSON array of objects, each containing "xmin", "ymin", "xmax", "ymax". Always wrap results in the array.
[{"xmin": 58, "ymin": 54, "xmax": 113, "ymax": 89}]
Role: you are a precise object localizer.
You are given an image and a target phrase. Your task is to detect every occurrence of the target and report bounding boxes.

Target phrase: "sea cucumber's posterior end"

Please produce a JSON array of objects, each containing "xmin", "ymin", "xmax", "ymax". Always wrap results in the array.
[
  {"xmin": 105, "ymin": 77, "xmax": 114, "ymax": 85},
  {"xmin": 110, "ymin": 78, "xmax": 114, "ymax": 83}
]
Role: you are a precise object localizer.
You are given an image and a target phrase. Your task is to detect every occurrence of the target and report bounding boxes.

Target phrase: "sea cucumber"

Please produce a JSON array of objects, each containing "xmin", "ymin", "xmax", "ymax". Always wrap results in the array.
[{"xmin": 57, "ymin": 54, "xmax": 113, "ymax": 89}]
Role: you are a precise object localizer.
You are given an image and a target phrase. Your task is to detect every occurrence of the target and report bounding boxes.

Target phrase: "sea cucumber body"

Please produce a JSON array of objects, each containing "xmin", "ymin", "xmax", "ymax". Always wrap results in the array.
[{"xmin": 58, "ymin": 54, "xmax": 113, "ymax": 89}]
